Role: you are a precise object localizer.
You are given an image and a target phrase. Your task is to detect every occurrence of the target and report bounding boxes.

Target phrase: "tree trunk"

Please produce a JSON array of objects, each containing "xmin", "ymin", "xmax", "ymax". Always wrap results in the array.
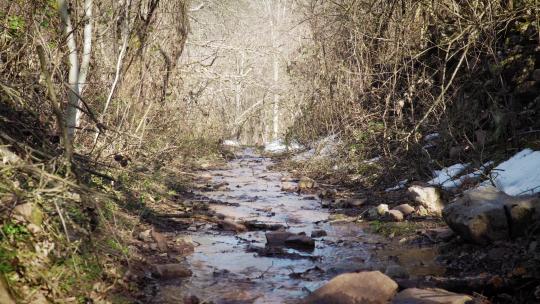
[
  {"xmin": 94, "ymin": 10, "xmax": 130, "ymax": 143},
  {"xmin": 58, "ymin": 0, "xmax": 80, "ymax": 140},
  {"xmin": 266, "ymin": 0, "xmax": 281, "ymax": 141},
  {"xmin": 58, "ymin": 0, "xmax": 93, "ymax": 140},
  {"xmin": 272, "ymin": 51, "xmax": 279, "ymax": 140}
]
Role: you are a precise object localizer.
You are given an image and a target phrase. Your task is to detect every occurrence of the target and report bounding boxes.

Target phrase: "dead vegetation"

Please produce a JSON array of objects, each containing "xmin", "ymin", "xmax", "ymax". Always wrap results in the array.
[
  {"xmin": 0, "ymin": 0, "xmax": 539, "ymax": 302},
  {"xmin": 0, "ymin": 0, "xmax": 228, "ymax": 302},
  {"xmin": 289, "ymin": 0, "xmax": 540, "ymax": 187}
]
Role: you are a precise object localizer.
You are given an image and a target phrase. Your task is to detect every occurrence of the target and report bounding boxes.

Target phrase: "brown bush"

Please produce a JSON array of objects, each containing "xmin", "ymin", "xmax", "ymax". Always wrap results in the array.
[{"xmin": 289, "ymin": 0, "xmax": 540, "ymax": 184}]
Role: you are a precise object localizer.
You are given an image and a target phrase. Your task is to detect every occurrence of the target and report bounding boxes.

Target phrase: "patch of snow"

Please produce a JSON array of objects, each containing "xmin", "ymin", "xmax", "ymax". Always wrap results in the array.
[
  {"xmin": 456, "ymin": 161, "xmax": 494, "ymax": 184},
  {"xmin": 423, "ymin": 133, "xmax": 440, "ymax": 142},
  {"xmin": 422, "ymin": 143, "xmax": 436, "ymax": 150},
  {"xmin": 385, "ymin": 179, "xmax": 409, "ymax": 192},
  {"xmin": 288, "ymin": 141, "xmax": 303, "ymax": 151},
  {"xmin": 291, "ymin": 135, "xmax": 341, "ymax": 160},
  {"xmin": 264, "ymin": 140, "xmax": 287, "ymax": 153},
  {"xmin": 363, "ymin": 156, "xmax": 381, "ymax": 164},
  {"xmin": 428, "ymin": 163, "xmax": 469, "ymax": 189},
  {"xmin": 484, "ymin": 149, "xmax": 540, "ymax": 195},
  {"xmin": 316, "ymin": 135, "xmax": 340, "ymax": 158},
  {"xmin": 292, "ymin": 148, "xmax": 316, "ymax": 161},
  {"xmin": 222, "ymin": 139, "xmax": 240, "ymax": 147},
  {"xmin": 264, "ymin": 139, "xmax": 304, "ymax": 153}
]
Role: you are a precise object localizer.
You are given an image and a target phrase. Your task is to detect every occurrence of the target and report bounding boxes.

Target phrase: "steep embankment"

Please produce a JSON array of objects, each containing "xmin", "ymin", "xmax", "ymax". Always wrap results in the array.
[
  {"xmin": 288, "ymin": 1, "xmax": 540, "ymax": 188},
  {"xmin": 0, "ymin": 99, "xmax": 227, "ymax": 302}
]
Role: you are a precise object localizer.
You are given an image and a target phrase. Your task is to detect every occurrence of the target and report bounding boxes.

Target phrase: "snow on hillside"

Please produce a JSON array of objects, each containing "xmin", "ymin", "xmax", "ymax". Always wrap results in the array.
[{"xmin": 485, "ymin": 149, "xmax": 540, "ymax": 196}]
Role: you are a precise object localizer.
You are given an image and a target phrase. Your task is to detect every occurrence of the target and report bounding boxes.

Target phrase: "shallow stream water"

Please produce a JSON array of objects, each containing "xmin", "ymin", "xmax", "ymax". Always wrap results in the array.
[{"xmin": 154, "ymin": 150, "xmax": 442, "ymax": 303}]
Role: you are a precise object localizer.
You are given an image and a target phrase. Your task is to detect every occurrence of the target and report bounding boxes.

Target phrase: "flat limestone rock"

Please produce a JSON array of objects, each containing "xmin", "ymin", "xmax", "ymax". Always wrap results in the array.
[
  {"xmin": 393, "ymin": 204, "xmax": 415, "ymax": 216},
  {"xmin": 303, "ymin": 271, "xmax": 398, "ymax": 304},
  {"xmin": 265, "ymin": 231, "xmax": 315, "ymax": 250},
  {"xmin": 152, "ymin": 264, "xmax": 192, "ymax": 279},
  {"xmin": 385, "ymin": 210, "xmax": 404, "ymax": 222},
  {"xmin": 265, "ymin": 230, "xmax": 296, "ymax": 246},
  {"xmin": 243, "ymin": 220, "xmax": 284, "ymax": 231},
  {"xmin": 285, "ymin": 234, "xmax": 315, "ymax": 250},
  {"xmin": 336, "ymin": 198, "xmax": 367, "ymax": 209},
  {"xmin": 218, "ymin": 219, "xmax": 247, "ymax": 233},
  {"xmin": 0, "ymin": 147, "xmax": 21, "ymax": 164},
  {"xmin": 392, "ymin": 288, "xmax": 472, "ymax": 304}
]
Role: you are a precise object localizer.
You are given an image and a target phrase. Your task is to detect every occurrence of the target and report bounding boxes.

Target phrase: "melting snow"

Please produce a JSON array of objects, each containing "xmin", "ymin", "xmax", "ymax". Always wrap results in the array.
[
  {"xmin": 485, "ymin": 149, "xmax": 540, "ymax": 196},
  {"xmin": 264, "ymin": 139, "xmax": 303, "ymax": 153},
  {"xmin": 264, "ymin": 140, "xmax": 287, "ymax": 153},
  {"xmin": 426, "ymin": 149, "xmax": 540, "ymax": 194},
  {"xmin": 424, "ymin": 133, "xmax": 440, "ymax": 142},
  {"xmin": 422, "ymin": 143, "xmax": 437, "ymax": 150},
  {"xmin": 292, "ymin": 148, "xmax": 316, "ymax": 161},
  {"xmin": 289, "ymin": 135, "xmax": 340, "ymax": 160},
  {"xmin": 316, "ymin": 135, "xmax": 340, "ymax": 158},
  {"xmin": 428, "ymin": 163, "xmax": 469, "ymax": 189},
  {"xmin": 222, "ymin": 139, "xmax": 240, "ymax": 147},
  {"xmin": 457, "ymin": 162, "xmax": 493, "ymax": 184},
  {"xmin": 385, "ymin": 179, "xmax": 409, "ymax": 192},
  {"xmin": 363, "ymin": 156, "xmax": 381, "ymax": 164}
]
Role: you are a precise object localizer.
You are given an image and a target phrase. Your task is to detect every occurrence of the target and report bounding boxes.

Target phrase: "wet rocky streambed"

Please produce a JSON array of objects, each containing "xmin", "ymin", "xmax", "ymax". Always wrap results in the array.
[{"xmin": 149, "ymin": 150, "xmax": 450, "ymax": 303}]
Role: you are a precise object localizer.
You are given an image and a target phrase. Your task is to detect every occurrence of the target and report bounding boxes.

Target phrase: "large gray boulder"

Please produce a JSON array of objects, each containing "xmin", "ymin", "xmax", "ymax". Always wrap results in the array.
[
  {"xmin": 442, "ymin": 186, "xmax": 540, "ymax": 244},
  {"xmin": 302, "ymin": 271, "xmax": 398, "ymax": 304}
]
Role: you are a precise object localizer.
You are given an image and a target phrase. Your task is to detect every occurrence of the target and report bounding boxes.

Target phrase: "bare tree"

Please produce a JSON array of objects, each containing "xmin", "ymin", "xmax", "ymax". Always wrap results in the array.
[{"xmin": 58, "ymin": 0, "xmax": 94, "ymax": 140}]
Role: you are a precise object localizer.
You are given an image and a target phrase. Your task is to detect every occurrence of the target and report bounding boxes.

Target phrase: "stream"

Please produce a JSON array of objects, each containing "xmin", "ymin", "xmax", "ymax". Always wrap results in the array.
[{"xmin": 153, "ymin": 149, "xmax": 443, "ymax": 303}]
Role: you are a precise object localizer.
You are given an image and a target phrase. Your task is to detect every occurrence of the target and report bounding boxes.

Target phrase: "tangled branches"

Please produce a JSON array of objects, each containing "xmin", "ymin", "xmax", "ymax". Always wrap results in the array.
[{"xmin": 290, "ymin": 0, "xmax": 540, "ymax": 179}]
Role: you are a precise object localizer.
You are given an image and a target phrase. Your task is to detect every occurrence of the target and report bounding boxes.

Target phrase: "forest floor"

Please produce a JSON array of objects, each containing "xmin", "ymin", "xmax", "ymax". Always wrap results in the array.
[{"xmin": 123, "ymin": 147, "xmax": 540, "ymax": 303}]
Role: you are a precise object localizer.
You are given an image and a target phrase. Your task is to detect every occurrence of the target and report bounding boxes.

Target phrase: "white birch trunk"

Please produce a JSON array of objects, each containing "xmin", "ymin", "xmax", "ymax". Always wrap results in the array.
[
  {"xmin": 234, "ymin": 51, "xmax": 245, "ymax": 117},
  {"xmin": 58, "ymin": 0, "xmax": 93, "ymax": 139},
  {"xmin": 58, "ymin": 0, "xmax": 80, "ymax": 139},
  {"xmin": 272, "ymin": 51, "xmax": 279, "ymax": 140},
  {"xmin": 269, "ymin": 3, "xmax": 280, "ymax": 140},
  {"xmin": 78, "ymin": 0, "xmax": 93, "ymax": 93}
]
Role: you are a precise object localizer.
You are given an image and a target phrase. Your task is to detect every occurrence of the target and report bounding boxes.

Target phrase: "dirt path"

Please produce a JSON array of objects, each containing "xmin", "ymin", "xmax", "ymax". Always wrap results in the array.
[{"xmin": 151, "ymin": 149, "xmax": 442, "ymax": 303}]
